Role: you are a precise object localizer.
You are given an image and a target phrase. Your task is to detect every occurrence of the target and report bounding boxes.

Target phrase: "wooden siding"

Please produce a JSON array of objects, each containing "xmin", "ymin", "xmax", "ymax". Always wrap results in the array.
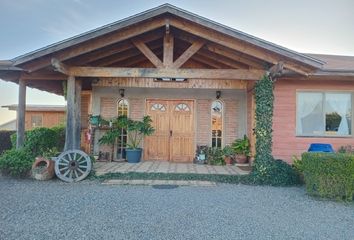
[{"xmin": 273, "ymin": 79, "xmax": 354, "ymax": 163}]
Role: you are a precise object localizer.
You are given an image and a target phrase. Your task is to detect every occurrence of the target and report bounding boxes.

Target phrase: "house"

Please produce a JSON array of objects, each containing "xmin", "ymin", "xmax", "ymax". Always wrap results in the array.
[
  {"xmin": 2, "ymin": 104, "xmax": 66, "ymax": 130},
  {"xmin": 0, "ymin": 4, "xmax": 353, "ymax": 162}
]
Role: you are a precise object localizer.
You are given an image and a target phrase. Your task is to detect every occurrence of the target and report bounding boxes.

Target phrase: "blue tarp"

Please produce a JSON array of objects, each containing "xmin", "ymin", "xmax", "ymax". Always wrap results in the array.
[{"xmin": 308, "ymin": 143, "xmax": 334, "ymax": 153}]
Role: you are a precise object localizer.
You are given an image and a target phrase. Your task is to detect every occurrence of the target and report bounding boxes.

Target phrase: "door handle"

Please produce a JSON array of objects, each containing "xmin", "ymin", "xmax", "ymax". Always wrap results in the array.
[{"xmin": 170, "ymin": 130, "xmax": 173, "ymax": 137}]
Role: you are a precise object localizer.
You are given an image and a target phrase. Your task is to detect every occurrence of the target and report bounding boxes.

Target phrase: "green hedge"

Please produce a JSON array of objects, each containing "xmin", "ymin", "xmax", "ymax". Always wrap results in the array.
[
  {"xmin": 11, "ymin": 126, "xmax": 65, "ymax": 157},
  {"xmin": 251, "ymin": 159, "xmax": 301, "ymax": 186},
  {"xmin": 302, "ymin": 152, "xmax": 354, "ymax": 201},
  {"xmin": 0, "ymin": 131, "xmax": 15, "ymax": 154},
  {"xmin": 0, "ymin": 148, "xmax": 34, "ymax": 177},
  {"xmin": 0, "ymin": 126, "xmax": 65, "ymax": 177}
]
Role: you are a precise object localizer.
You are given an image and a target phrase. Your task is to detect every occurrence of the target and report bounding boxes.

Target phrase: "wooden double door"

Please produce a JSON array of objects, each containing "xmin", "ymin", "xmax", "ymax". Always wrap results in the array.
[{"xmin": 144, "ymin": 99, "xmax": 195, "ymax": 162}]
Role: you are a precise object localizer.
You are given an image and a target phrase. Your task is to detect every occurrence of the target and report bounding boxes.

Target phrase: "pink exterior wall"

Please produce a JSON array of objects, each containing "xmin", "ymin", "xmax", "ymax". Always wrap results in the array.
[{"xmin": 273, "ymin": 79, "xmax": 354, "ymax": 163}]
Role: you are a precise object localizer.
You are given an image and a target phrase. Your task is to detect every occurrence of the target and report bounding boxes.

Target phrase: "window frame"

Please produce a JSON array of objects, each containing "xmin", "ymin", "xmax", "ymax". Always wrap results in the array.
[
  {"xmin": 116, "ymin": 98, "xmax": 129, "ymax": 160},
  {"xmin": 211, "ymin": 99, "xmax": 224, "ymax": 148},
  {"xmin": 31, "ymin": 114, "xmax": 43, "ymax": 128},
  {"xmin": 296, "ymin": 90, "xmax": 354, "ymax": 138}
]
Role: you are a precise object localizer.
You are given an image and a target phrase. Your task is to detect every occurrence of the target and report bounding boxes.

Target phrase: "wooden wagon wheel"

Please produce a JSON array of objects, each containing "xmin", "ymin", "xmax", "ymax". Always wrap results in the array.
[{"xmin": 54, "ymin": 150, "xmax": 92, "ymax": 182}]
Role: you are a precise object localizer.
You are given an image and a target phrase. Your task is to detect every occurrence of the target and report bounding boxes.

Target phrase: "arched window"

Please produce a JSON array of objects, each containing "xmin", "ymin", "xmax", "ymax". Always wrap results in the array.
[
  {"xmin": 175, "ymin": 103, "xmax": 190, "ymax": 112},
  {"xmin": 151, "ymin": 103, "xmax": 166, "ymax": 111},
  {"xmin": 118, "ymin": 99, "xmax": 129, "ymax": 116},
  {"xmin": 117, "ymin": 99, "xmax": 129, "ymax": 160},
  {"xmin": 211, "ymin": 100, "xmax": 223, "ymax": 148}
]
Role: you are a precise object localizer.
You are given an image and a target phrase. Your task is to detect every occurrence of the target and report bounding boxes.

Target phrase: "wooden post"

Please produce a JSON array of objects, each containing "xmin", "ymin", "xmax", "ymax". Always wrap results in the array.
[
  {"xmin": 16, "ymin": 79, "xmax": 26, "ymax": 149},
  {"xmin": 74, "ymin": 79, "xmax": 82, "ymax": 150},
  {"xmin": 64, "ymin": 75, "xmax": 75, "ymax": 151}
]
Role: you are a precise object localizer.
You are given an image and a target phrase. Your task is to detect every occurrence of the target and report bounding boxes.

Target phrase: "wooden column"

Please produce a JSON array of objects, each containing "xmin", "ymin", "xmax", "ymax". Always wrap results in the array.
[
  {"xmin": 64, "ymin": 76, "xmax": 75, "ymax": 151},
  {"xmin": 16, "ymin": 79, "xmax": 26, "ymax": 149},
  {"xmin": 74, "ymin": 79, "xmax": 82, "ymax": 150}
]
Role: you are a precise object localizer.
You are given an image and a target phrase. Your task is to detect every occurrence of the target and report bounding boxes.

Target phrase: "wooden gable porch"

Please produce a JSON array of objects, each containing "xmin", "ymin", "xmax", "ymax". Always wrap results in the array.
[{"xmin": 0, "ymin": 4, "xmax": 324, "ymax": 156}]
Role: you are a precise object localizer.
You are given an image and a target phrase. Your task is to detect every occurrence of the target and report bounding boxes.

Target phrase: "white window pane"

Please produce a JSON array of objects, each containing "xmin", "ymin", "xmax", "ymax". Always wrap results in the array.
[
  {"xmin": 325, "ymin": 93, "xmax": 351, "ymax": 135},
  {"xmin": 297, "ymin": 92, "xmax": 324, "ymax": 135}
]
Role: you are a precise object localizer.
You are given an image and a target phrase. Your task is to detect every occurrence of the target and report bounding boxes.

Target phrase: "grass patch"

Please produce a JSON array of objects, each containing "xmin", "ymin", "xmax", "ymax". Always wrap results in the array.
[{"xmin": 93, "ymin": 172, "xmax": 253, "ymax": 185}]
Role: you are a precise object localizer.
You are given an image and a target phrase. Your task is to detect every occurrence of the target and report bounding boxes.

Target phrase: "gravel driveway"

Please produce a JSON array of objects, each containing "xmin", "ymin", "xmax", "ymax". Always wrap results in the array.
[{"xmin": 0, "ymin": 177, "xmax": 353, "ymax": 240}]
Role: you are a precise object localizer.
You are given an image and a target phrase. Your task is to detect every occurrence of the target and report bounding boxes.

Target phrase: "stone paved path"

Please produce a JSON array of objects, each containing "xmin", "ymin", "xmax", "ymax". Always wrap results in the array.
[{"xmin": 94, "ymin": 161, "xmax": 250, "ymax": 176}]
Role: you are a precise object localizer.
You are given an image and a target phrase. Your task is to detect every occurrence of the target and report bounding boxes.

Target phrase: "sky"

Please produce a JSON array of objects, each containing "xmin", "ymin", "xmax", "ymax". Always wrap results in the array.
[{"xmin": 0, "ymin": 0, "xmax": 354, "ymax": 125}]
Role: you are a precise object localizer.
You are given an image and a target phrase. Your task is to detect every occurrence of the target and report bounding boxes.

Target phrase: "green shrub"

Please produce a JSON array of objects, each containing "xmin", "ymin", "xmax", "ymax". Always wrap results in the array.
[
  {"xmin": 10, "ymin": 125, "xmax": 65, "ymax": 156},
  {"xmin": 302, "ymin": 152, "xmax": 354, "ymax": 201},
  {"xmin": 0, "ymin": 131, "xmax": 15, "ymax": 154},
  {"xmin": 337, "ymin": 145, "xmax": 354, "ymax": 154},
  {"xmin": 251, "ymin": 159, "xmax": 301, "ymax": 186},
  {"xmin": 0, "ymin": 148, "xmax": 34, "ymax": 177},
  {"xmin": 292, "ymin": 155, "xmax": 304, "ymax": 184}
]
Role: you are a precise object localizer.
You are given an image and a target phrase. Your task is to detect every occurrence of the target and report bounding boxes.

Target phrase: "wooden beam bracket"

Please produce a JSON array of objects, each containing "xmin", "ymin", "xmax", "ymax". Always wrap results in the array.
[
  {"xmin": 51, "ymin": 58, "xmax": 70, "ymax": 75},
  {"xmin": 268, "ymin": 62, "xmax": 284, "ymax": 79}
]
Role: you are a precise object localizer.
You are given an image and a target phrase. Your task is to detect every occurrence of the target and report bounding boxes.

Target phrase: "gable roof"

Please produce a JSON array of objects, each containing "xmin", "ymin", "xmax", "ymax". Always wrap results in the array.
[
  {"xmin": 307, "ymin": 54, "xmax": 354, "ymax": 71},
  {"xmin": 0, "ymin": 119, "xmax": 16, "ymax": 131},
  {"xmin": 2, "ymin": 104, "xmax": 66, "ymax": 112},
  {"xmin": 7, "ymin": 4, "xmax": 323, "ymax": 69}
]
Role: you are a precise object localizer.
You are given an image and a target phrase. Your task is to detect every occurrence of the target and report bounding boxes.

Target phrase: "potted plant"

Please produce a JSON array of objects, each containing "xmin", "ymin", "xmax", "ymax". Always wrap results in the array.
[
  {"xmin": 222, "ymin": 145, "xmax": 235, "ymax": 165},
  {"xmin": 99, "ymin": 115, "xmax": 155, "ymax": 163},
  {"xmin": 232, "ymin": 135, "xmax": 251, "ymax": 164}
]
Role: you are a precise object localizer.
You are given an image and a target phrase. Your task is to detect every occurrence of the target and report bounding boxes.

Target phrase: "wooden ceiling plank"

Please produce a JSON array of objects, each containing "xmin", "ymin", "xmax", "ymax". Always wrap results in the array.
[
  {"xmin": 92, "ymin": 48, "xmax": 141, "ymax": 67},
  {"xmin": 191, "ymin": 54, "xmax": 229, "ymax": 69},
  {"xmin": 174, "ymin": 30, "xmax": 266, "ymax": 69},
  {"xmin": 196, "ymin": 50, "xmax": 247, "ymax": 69},
  {"xmin": 69, "ymin": 30, "xmax": 164, "ymax": 65},
  {"xmin": 205, "ymin": 44, "xmax": 266, "ymax": 69},
  {"xmin": 21, "ymin": 18, "xmax": 166, "ymax": 72},
  {"xmin": 169, "ymin": 17, "xmax": 313, "ymax": 74},
  {"xmin": 132, "ymin": 39, "xmax": 164, "ymax": 68},
  {"xmin": 113, "ymin": 49, "xmax": 163, "ymax": 67},
  {"xmin": 101, "ymin": 44, "xmax": 162, "ymax": 67}
]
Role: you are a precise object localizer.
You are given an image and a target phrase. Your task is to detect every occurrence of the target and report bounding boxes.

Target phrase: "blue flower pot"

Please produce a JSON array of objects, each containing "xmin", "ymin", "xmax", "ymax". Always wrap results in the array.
[{"xmin": 126, "ymin": 148, "xmax": 142, "ymax": 163}]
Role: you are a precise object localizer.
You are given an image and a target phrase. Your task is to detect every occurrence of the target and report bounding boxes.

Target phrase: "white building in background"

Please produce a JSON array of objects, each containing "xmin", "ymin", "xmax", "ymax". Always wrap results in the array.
[{"xmin": 0, "ymin": 119, "xmax": 16, "ymax": 131}]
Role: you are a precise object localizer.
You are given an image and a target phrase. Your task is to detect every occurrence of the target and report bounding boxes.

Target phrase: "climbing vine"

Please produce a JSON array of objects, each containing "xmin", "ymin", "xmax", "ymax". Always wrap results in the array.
[
  {"xmin": 251, "ymin": 74, "xmax": 300, "ymax": 186},
  {"xmin": 254, "ymin": 74, "xmax": 274, "ymax": 164}
]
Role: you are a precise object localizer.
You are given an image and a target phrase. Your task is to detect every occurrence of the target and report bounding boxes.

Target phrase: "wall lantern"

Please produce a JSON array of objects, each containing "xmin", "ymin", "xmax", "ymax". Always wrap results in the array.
[
  {"xmin": 216, "ymin": 91, "xmax": 221, "ymax": 99},
  {"xmin": 119, "ymin": 89, "xmax": 125, "ymax": 98}
]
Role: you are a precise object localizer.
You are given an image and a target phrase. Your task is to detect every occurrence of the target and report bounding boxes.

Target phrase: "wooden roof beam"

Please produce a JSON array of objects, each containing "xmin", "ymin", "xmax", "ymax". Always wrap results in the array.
[
  {"xmin": 64, "ymin": 66, "xmax": 265, "ymax": 80},
  {"xmin": 132, "ymin": 39, "xmax": 164, "ymax": 68},
  {"xmin": 163, "ymin": 32, "xmax": 174, "ymax": 67},
  {"xmin": 172, "ymin": 40, "xmax": 205, "ymax": 68}
]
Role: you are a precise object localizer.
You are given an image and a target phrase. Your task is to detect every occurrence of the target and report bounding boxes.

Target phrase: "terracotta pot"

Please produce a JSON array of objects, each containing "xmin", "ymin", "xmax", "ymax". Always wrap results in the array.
[
  {"xmin": 224, "ymin": 156, "xmax": 233, "ymax": 165},
  {"xmin": 235, "ymin": 154, "xmax": 248, "ymax": 164},
  {"xmin": 31, "ymin": 157, "xmax": 55, "ymax": 181}
]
